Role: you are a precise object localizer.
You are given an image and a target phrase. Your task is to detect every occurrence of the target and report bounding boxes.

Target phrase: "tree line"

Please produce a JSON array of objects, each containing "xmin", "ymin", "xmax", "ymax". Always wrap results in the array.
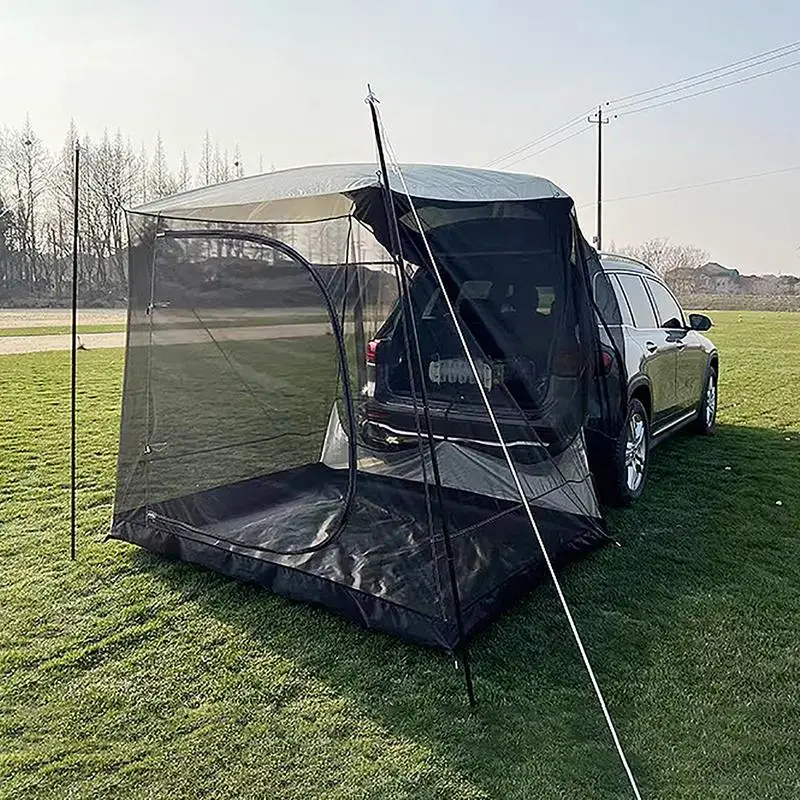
[
  {"xmin": 2, "ymin": 117, "xmax": 734, "ymax": 310},
  {"xmin": 0, "ymin": 119, "xmax": 251, "ymax": 307}
]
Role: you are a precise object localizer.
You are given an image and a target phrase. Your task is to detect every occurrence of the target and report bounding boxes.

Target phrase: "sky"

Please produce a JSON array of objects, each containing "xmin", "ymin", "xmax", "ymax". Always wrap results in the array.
[{"xmin": 1, "ymin": 0, "xmax": 798, "ymax": 275}]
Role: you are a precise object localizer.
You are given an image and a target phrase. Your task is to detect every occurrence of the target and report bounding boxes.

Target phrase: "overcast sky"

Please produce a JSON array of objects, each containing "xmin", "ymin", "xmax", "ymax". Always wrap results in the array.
[{"xmin": 2, "ymin": 0, "xmax": 798, "ymax": 275}]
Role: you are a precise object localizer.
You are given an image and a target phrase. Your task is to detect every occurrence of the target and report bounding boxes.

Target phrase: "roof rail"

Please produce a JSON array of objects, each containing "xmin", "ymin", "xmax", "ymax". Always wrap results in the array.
[{"xmin": 597, "ymin": 251, "xmax": 655, "ymax": 273}]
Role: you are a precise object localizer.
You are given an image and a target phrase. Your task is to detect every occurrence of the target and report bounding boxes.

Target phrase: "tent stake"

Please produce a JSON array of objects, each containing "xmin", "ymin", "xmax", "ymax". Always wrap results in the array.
[
  {"xmin": 70, "ymin": 141, "xmax": 80, "ymax": 561},
  {"xmin": 366, "ymin": 88, "xmax": 476, "ymax": 708}
]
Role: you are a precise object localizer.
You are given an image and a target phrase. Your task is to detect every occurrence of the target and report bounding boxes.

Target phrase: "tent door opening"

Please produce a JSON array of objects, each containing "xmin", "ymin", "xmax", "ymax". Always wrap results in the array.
[{"xmin": 142, "ymin": 228, "xmax": 359, "ymax": 555}]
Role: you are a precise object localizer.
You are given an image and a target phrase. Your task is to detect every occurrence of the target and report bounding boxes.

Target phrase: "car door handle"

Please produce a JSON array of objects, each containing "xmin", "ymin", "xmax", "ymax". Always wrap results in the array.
[{"xmin": 645, "ymin": 341, "xmax": 658, "ymax": 353}]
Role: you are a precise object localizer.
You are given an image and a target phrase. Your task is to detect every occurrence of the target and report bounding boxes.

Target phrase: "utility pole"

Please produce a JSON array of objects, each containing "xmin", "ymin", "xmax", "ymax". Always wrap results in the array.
[{"xmin": 588, "ymin": 105, "xmax": 610, "ymax": 250}]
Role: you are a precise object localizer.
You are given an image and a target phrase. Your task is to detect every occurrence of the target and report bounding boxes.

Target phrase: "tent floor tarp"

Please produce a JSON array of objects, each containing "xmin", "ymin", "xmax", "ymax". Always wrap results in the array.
[{"xmin": 111, "ymin": 465, "xmax": 606, "ymax": 649}]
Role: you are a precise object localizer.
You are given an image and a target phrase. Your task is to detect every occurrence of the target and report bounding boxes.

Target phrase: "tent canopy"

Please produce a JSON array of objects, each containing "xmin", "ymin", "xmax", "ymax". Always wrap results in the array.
[
  {"xmin": 113, "ymin": 160, "xmax": 617, "ymax": 658},
  {"xmin": 134, "ymin": 163, "xmax": 569, "ymax": 223}
]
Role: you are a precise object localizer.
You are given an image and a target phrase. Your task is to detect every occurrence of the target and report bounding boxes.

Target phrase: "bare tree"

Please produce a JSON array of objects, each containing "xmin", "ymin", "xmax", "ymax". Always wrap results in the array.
[
  {"xmin": 0, "ymin": 122, "xmax": 262, "ymax": 306},
  {"xmin": 149, "ymin": 133, "xmax": 176, "ymax": 199},
  {"xmin": 0, "ymin": 127, "xmax": 16, "ymax": 294},
  {"xmin": 211, "ymin": 144, "xmax": 229, "ymax": 184},
  {"xmin": 0, "ymin": 194, "xmax": 13, "ymax": 297},
  {"xmin": 137, "ymin": 141, "xmax": 149, "ymax": 203},
  {"xmin": 233, "ymin": 144, "xmax": 244, "ymax": 178},
  {"xmin": 47, "ymin": 119, "xmax": 82, "ymax": 300},
  {"xmin": 77, "ymin": 130, "xmax": 140, "ymax": 297},
  {"xmin": 177, "ymin": 151, "xmax": 192, "ymax": 192},
  {"xmin": 199, "ymin": 130, "xmax": 213, "ymax": 186},
  {"xmin": 0, "ymin": 119, "xmax": 51, "ymax": 296},
  {"xmin": 613, "ymin": 238, "xmax": 710, "ymax": 276}
]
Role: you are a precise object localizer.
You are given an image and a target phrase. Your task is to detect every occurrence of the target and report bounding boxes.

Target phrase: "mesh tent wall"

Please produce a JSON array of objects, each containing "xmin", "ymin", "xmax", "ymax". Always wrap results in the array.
[{"xmin": 111, "ymin": 163, "xmax": 625, "ymax": 652}]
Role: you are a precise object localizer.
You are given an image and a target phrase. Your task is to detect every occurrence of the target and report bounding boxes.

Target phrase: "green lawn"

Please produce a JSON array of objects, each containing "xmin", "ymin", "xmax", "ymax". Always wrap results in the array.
[{"xmin": 1, "ymin": 311, "xmax": 799, "ymax": 799}]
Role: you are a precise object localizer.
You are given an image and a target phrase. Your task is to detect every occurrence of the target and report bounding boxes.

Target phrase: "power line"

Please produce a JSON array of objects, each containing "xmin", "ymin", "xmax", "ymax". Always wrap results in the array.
[
  {"xmin": 576, "ymin": 164, "xmax": 800, "ymax": 208},
  {"xmin": 485, "ymin": 41, "xmax": 800, "ymax": 190},
  {"xmin": 486, "ymin": 40, "xmax": 800, "ymax": 172},
  {"xmin": 484, "ymin": 108, "xmax": 593, "ymax": 168},
  {"xmin": 484, "ymin": 110, "xmax": 589, "ymax": 167},
  {"xmin": 608, "ymin": 43, "xmax": 800, "ymax": 112},
  {"xmin": 615, "ymin": 58, "xmax": 800, "ymax": 118},
  {"xmin": 591, "ymin": 44, "xmax": 800, "ymax": 239},
  {"xmin": 607, "ymin": 39, "xmax": 800, "ymax": 105},
  {"xmin": 496, "ymin": 124, "xmax": 593, "ymax": 171}
]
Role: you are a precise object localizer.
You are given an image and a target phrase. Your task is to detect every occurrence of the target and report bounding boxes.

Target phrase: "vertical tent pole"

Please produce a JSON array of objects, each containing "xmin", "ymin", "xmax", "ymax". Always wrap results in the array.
[
  {"xmin": 70, "ymin": 141, "xmax": 80, "ymax": 560},
  {"xmin": 384, "ymin": 137, "xmax": 643, "ymax": 799},
  {"xmin": 366, "ymin": 89, "xmax": 476, "ymax": 707}
]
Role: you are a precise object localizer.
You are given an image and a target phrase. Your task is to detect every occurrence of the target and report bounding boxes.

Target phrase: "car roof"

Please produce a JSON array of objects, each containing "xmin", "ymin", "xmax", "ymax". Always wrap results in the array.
[{"xmin": 597, "ymin": 252, "xmax": 658, "ymax": 277}]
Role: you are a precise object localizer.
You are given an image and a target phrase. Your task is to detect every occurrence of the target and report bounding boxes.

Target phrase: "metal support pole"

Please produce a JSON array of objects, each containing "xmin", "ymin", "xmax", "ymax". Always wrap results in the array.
[
  {"xmin": 366, "ymin": 88, "xmax": 476, "ymax": 707},
  {"xmin": 70, "ymin": 141, "xmax": 80, "ymax": 560}
]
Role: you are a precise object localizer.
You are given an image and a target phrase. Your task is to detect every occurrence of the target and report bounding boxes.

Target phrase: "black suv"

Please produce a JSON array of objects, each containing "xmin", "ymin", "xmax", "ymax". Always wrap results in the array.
[
  {"xmin": 587, "ymin": 253, "xmax": 718, "ymax": 504},
  {"xmin": 359, "ymin": 251, "xmax": 718, "ymax": 506}
]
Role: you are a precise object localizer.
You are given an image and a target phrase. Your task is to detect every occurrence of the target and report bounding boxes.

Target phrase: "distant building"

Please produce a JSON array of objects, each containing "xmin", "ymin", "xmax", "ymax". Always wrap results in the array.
[
  {"xmin": 696, "ymin": 262, "xmax": 741, "ymax": 293},
  {"xmin": 665, "ymin": 261, "xmax": 800, "ymax": 298}
]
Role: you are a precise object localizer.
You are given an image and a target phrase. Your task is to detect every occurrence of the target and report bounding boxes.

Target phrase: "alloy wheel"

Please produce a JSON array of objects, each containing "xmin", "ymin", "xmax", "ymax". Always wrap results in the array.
[
  {"xmin": 625, "ymin": 412, "xmax": 647, "ymax": 493},
  {"xmin": 705, "ymin": 373, "xmax": 717, "ymax": 427}
]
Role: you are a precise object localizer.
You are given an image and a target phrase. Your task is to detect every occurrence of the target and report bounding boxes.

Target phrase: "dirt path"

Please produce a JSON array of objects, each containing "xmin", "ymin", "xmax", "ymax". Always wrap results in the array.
[
  {"xmin": 0, "ymin": 332, "xmax": 126, "ymax": 354},
  {"xmin": 0, "ymin": 307, "xmax": 325, "ymax": 329},
  {"xmin": 0, "ymin": 309, "xmax": 126, "ymax": 328}
]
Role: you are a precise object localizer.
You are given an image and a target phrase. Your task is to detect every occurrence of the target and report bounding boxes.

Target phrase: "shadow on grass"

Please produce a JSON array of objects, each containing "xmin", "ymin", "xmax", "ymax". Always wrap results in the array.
[{"xmin": 133, "ymin": 422, "xmax": 800, "ymax": 799}]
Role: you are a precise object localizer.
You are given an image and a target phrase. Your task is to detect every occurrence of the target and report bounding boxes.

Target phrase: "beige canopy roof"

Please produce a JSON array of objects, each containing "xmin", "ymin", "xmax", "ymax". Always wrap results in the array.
[{"xmin": 132, "ymin": 163, "xmax": 569, "ymax": 224}]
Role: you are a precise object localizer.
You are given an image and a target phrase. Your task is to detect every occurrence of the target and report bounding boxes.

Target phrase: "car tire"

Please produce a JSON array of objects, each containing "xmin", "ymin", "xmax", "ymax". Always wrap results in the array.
[
  {"xmin": 691, "ymin": 365, "xmax": 717, "ymax": 436},
  {"xmin": 597, "ymin": 397, "xmax": 650, "ymax": 507}
]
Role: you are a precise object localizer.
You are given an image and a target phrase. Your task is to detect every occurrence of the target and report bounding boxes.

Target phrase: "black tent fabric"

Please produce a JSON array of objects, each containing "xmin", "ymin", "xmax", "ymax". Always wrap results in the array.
[{"xmin": 110, "ymin": 164, "xmax": 623, "ymax": 652}]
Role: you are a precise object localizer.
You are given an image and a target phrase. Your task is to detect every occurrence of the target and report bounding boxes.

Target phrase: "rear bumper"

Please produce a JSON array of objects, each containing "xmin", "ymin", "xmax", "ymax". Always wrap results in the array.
[{"xmin": 362, "ymin": 398, "xmax": 569, "ymax": 460}]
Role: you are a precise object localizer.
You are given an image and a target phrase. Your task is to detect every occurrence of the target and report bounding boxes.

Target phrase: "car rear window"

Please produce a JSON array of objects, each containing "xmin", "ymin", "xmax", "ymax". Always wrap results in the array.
[{"xmin": 422, "ymin": 283, "xmax": 556, "ymax": 319}]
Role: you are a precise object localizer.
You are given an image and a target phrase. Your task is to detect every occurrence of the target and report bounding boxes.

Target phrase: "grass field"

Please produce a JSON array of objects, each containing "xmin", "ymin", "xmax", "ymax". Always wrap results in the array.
[{"xmin": 1, "ymin": 310, "xmax": 799, "ymax": 799}]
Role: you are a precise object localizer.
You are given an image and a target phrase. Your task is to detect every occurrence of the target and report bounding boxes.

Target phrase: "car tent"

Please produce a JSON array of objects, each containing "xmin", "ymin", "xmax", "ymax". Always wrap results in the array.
[{"xmin": 110, "ymin": 159, "xmax": 626, "ymax": 667}]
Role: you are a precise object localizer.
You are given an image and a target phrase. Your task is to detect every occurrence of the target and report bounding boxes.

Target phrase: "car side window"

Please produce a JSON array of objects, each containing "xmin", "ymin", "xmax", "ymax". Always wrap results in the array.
[
  {"xmin": 615, "ymin": 273, "xmax": 657, "ymax": 329},
  {"xmin": 646, "ymin": 279, "xmax": 685, "ymax": 329}
]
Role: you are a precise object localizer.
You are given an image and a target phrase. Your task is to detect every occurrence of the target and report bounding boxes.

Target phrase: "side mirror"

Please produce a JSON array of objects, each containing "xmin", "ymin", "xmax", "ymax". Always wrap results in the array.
[{"xmin": 689, "ymin": 313, "xmax": 713, "ymax": 332}]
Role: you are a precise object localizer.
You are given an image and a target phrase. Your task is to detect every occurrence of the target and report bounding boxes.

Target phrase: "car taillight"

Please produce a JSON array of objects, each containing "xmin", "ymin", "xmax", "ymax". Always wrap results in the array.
[
  {"xmin": 599, "ymin": 349, "xmax": 614, "ymax": 375},
  {"xmin": 366, "ymin": 339, "xmax": 382, "ymax": 364}
]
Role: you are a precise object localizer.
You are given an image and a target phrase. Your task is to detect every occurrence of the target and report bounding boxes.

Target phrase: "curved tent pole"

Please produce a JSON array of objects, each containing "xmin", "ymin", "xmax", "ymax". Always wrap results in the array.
[
  {"xmin": 366, "ymin": 89, "xmax": 476, "ymax": 708},
  {"xmin": 152, "ymin": 228, "xmax": 359, "ymax": 557}
]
